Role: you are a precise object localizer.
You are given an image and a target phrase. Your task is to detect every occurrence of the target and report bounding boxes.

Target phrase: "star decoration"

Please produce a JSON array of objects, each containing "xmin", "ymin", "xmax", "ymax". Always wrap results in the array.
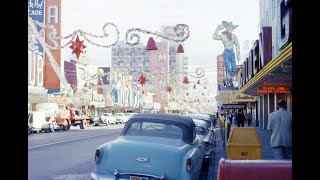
[
  {"xmin": 166, "ymin": 86, "xmax": 172, "ymax": 93},
  {"xmin": 138, "ymin": 74, "xmax": 147, "ymax": 86},
  {"xmin": 69, "ymin": 34, "xmax": 87, "ymax": 59}
]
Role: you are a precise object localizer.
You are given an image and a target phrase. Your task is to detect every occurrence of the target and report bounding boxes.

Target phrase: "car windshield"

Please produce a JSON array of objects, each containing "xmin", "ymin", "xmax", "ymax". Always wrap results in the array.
[
  {"xmin": 125, "ymin": 121, "xmax": 184, "ymax": 141},
  {"xmin": 193, "ymin": 119, "xmax": 209, "ymax": 135},
  {"xmin": 102, "ymin": 113, "xmax": 110, "ymax": 116}
]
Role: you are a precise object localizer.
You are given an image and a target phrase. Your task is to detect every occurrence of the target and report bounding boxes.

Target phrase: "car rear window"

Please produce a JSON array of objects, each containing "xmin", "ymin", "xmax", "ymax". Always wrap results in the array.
[{"xmin": 125, "ymin": 121, "xmax": 183, "ymax": 140}]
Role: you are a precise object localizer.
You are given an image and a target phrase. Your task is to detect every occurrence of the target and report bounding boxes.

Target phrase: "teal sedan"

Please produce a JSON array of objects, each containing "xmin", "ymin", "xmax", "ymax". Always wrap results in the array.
[{"xmin": 91, "ymin": 113, "xmax": 205, "ymax": 180}]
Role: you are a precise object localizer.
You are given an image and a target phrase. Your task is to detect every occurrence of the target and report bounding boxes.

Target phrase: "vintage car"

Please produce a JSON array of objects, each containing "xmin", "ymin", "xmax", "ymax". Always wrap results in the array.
[
  {"xmin": 183, "ymin": 114, "xmax": 215, "ymax": 158},
  {"xmin": 91, "ymin": 113, "xmax": 205, "ymax": 180}
]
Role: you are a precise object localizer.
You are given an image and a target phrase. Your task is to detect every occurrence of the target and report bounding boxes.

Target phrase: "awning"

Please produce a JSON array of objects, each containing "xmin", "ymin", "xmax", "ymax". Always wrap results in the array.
[{"xmin": 240, "ymin": 43, "xmax": 292, "ymax": 95}]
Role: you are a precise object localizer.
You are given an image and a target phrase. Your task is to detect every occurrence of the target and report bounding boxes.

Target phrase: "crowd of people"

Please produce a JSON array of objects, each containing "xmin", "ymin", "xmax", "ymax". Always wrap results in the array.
[{"xmin": 215, "ymin": 99, "xmax": 292, "ymax": 160}]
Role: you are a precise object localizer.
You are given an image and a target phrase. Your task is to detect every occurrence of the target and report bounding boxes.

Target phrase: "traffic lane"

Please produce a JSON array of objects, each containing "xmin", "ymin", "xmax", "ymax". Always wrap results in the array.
[
  {"xmin": 28, "ymin": 130, "xmax": 121, "ymax": 180},
  {"xmin": 28, "ymin": 124, "xmax": 125, "ymax": 148}
]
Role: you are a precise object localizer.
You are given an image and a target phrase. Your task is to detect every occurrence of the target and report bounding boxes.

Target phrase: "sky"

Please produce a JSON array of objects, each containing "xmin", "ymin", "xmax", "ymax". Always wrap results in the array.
[{"xmin": 61, "ymin": 0, "xmax": 260, "ymax": 107}]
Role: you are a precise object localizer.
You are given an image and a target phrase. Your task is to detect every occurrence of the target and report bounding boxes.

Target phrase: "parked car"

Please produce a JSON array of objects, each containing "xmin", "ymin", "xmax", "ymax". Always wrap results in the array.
[
  {"xmin": 191, "ymin": 118, "xmax": 214, "ymax": 158},
  {"xmin": 183, "ymin": 114, "xmax": 213, "ymax": 129},
  {"xmin": 114, "ymin": 113, "xmax": 127, "ymax": 124},
  {"xmin": 100, "ymin": 113, "xmax": 116, "ymax": 125},
  {"xmin": 124, "ymin": 113, "xmax": 137, "ymax": 123},
  {"xmin": 91, "ymin": 113, "xmax": 205, "ymax": 180},
  {"xmin": 183, "ymin": 114, "xmax": 215, "ymax": 158}
]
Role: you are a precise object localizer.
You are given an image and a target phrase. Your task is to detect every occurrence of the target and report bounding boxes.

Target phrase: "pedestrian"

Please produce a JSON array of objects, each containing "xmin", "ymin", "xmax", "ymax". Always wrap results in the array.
[
  {"xmin": 247, "ymin": 110, "xmax": 252, "ymax": 126},
  {"xmin": 267, "ymin": 100, "xmax": 292, "ymax": 160},
  {"xmin": 226, "ymin": 112, "xmax": 233, "ymax": 141},
  {"xmin": 235, "ymin": 109, "xmax": 246, "ymax": 127}
]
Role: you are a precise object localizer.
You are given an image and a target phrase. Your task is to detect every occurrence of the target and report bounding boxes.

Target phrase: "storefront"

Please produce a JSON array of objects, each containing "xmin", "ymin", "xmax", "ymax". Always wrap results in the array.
[{"xmin": 239, "ymin": 43, "xmax": 292, "ymax": 129}]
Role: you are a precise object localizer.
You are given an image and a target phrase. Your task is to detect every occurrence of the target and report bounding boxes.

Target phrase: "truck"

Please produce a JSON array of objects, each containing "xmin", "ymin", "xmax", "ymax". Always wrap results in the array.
[
  {"xmin": 28, "ymin": 111, "xmax": 54, "ymax": 134},
  {"xmin": 36, "ymin": 103, "xmax": 93, "ymax": 130}
]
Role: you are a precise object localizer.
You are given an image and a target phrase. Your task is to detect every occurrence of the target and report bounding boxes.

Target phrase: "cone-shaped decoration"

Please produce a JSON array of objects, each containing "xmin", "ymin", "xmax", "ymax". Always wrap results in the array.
[
  {"xmin": 176, "ymin": 44, "xmax": 184, "ymax": 53},
  {"xmin": 193, "ymin": 84, "xmax": 196, "ymax": 89},
  {"xmin": 197, "ymin": 80, "xmax": 200, "ymax": 84},
  {"xmin": 183, "ymin": 76, "xmax": 189, "ymax": 84},
  {"xmin": 145, "ymin": 37, "xmax": 158, "ymax": 50}
]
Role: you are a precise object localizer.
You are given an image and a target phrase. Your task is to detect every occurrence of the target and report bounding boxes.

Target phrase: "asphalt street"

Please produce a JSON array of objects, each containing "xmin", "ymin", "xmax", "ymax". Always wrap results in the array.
[{"xmin": 28, "ymin": 124, "xmax": 215, "ymax": 180}]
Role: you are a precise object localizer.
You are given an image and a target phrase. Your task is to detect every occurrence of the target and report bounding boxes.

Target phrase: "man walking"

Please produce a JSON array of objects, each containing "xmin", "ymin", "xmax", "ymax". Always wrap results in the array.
[
  {"xmin": 267, "ymin": 100, "xmax": 292, "ymax": 160},
  {"xmin": 247, "ymin": 110, "xmax": 252, "ymax": 126},
  {"xmin": 235, "ymin": 109, "xmax": 245, "ymax": 127}
]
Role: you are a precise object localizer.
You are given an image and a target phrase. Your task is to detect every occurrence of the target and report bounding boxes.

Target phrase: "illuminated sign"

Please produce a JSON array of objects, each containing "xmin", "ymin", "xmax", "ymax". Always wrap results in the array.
[
  {"xmin": 222, "ymin": 104, "xmax": 247, "ymax": 109},
  {"xmin": 257, "ymin": 87, "xmax": 290, "ymax": 93},
  {"xmin": 231, "ymin": 94, "xmax": 257, "ymax": 102}
]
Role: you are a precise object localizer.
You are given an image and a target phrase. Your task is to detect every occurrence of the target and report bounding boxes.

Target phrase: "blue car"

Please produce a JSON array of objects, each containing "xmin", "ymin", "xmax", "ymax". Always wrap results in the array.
[
  {"xmin": 91, "ymin": 113, "xmax": 205, "ymax": 180},
  {"xmin": 183, "ymin": 114, "xmax": 215, "ymax": 158}
]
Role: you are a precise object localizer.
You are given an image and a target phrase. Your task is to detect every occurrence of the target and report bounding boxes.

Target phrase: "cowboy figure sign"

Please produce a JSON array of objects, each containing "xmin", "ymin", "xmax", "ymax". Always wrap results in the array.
[{"xmin": 213, "ymin": 21, "xmax": 240, "ymax": 86}]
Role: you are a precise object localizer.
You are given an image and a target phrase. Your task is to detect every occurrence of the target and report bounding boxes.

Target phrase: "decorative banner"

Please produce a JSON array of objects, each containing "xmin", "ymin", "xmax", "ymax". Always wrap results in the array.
[
  {"xmin": 222, "ymin": 104, "xmax": 247, "ymax": 109},
  {"xmin": 231, "ymin": 93, "xmax": 257, "ymax": 102}
]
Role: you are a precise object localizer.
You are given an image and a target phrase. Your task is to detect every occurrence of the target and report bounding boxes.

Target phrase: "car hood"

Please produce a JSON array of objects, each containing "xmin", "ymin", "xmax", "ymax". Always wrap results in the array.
[{"xmin": 102, "ymin": 136, "xmax": 192, "ymax": 179}]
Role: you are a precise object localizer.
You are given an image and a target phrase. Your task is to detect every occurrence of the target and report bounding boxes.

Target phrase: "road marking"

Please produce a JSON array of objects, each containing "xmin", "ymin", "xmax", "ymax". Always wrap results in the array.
[{"xmin": 28, "ymin": 131, "xmax": 121, "ymax": 149}]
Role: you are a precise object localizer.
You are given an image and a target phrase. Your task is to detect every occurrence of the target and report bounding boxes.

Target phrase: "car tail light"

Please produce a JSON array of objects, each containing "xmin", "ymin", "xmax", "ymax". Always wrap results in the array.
[
  {"xmin": 204, "ymin": 140, "xmax": 210, "ymax": 147},
  {"xmin": 95, "ymin": 149, "xmax": 101, "ymax": 164},
  {"xmin": 186, "ymin": 158, "xmax": 192, "ymax": 172}
]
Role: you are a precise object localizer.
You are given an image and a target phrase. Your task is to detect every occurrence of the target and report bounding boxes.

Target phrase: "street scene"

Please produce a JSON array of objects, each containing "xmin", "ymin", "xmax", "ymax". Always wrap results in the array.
[{"xmin": 28, "ymin": 0, "xmax": 292, "ymax": 179}]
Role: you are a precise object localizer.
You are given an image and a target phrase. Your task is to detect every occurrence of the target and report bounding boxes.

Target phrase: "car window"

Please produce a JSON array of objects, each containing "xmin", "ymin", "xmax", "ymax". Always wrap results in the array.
[
  {"xmin": 125, "ymin": 121, "xmax": 183, "ymax": 140},
  {"xmin": 193, "ymin": 119, "xmax": 209, "ymax": 135},
  {"xmin": 102, "ymin": 113, "xmax": 109, "ymax": 116}
]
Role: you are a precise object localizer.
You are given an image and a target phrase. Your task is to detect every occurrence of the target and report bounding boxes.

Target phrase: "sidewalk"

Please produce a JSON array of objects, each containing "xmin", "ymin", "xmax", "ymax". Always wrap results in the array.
[{"xmin": 211, "ymin": 122, "xmax": 274, "ymax": 180}]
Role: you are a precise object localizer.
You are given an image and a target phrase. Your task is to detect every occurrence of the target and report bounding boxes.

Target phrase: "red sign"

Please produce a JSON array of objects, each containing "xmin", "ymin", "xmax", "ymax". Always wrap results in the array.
[
  {"xmin": 257, "ymin": 87, "xmax": 290, "ymax": 93},
  {"xmin": 217, "ymin": 55, "xmax": 225, "ymax": 90}
]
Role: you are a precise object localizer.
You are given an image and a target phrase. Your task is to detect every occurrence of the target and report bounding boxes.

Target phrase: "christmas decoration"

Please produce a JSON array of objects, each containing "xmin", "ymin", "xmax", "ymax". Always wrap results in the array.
[
  {"xmin": 197, "ymin": 80, "xmax": 200, "ymax": 84},
  {"xmin": 166, "ymin": 86, "xmax": 172, "ymax": 93},
  {"xmin": 138, "ymin": 74, "xmax": 147, "ymax": 86},
  {"xmin": 69, "ymin": 34, "xmax": 87, "ymax": 59},
  {"xmin": 126, "ymin": 24, "xmax": 190, "ymax": 46},
  {"xmin": 183, "ymin": 76, "xmax": 189, "ymax": 84}
]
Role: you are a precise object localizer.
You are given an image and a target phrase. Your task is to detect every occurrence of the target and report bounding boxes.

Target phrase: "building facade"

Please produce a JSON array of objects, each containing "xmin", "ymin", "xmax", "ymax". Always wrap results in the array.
[{"xmin": 239, "ymin": 0, "xmax": 292, "ymax": 129}]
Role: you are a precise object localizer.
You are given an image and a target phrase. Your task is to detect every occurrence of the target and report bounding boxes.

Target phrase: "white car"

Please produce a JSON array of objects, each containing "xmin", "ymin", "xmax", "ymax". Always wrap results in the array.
[
  {"xmin": 124, "ymin": 113, "xmax": 137, "ymax": 122},
  {"xmin": 114, "ymin": 113, "xmax": 128, "ymax": 124},
  {"xmin": 100, "ymin": 113, "xmax": 116, "ymax": 125}
]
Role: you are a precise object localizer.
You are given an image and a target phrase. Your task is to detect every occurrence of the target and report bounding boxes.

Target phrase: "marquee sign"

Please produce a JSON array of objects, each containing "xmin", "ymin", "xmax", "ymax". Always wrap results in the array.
[
  {"xmin": 231, "ymin": 93, "xmax": 257, "ymax": 102},
  {"xmin": 257, "ymin": 86, "xmax": 290, "ymax": 93},
  {"xmin": 222, "ymin": 104, "xmax": 247, "ymax": 109}
]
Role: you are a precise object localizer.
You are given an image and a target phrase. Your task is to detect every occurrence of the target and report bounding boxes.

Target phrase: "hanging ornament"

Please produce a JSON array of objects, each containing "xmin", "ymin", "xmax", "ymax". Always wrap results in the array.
[
  {"xmin": 193, "ymin": 84, "xmax": 196, "ymax": 89},
  {"xmin": 202, "ymin": 93, "xmax": 204, "ymax": 95},
  {"xmin": 69, "ymin": 34, "xmax": 87, "ymax": 59},
  {"xmin": 204, "ymin": 86, "xmax": 207, "ymax": 89},
  {"xmin": 186, "ymin": 92, "xmax": 189, "ymax": 96},
  {"xmin": 183, "ymin": 76, "xmax": 189, "ymax": 84},
  {"xmin": 166, "ymin": 86, "xmax": 172, "ymax": 93},
  {"xmin": 142, "ymin": 90, "xmax": 145, "ymax": 94},
  {"xmin": 197, "ymin": 80, "xmax": 200, "ymax": 84},
  {"xmin": 138, "ymin": 74, "xmax": 147, "ymax": 87}
]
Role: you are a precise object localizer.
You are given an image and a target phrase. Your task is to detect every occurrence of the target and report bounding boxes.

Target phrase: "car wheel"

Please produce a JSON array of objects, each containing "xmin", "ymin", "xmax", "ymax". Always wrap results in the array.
[
  {"xmin": 63, "ymin": 120, "xmax": 69, "ymax": 131},
  {"xmin": 80, "ymin": 122, "xmax": 85, "ymax": 129},
  {"xmin": 28, "ymin": 126, "xmax": 31, "ymax": 135}
]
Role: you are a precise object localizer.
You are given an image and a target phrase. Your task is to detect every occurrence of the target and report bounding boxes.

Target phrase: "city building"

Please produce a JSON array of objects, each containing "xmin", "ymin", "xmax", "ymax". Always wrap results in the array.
[{"xmin": 239, "ymin": 0, "xmax": 292, "ymax": 129}]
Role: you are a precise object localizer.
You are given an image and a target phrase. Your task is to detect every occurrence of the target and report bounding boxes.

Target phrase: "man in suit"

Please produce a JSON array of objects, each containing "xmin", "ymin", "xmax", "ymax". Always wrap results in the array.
[{"xmin": 267, "ymin": 100, "xmax": 292, "ymax": 160}]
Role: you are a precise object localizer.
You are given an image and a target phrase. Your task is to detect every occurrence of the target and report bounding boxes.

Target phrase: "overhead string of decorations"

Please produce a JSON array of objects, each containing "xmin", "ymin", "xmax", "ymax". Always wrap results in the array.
[{"xmin": 28, "ymin": 16, "xmax": 190, "ymax": 51}]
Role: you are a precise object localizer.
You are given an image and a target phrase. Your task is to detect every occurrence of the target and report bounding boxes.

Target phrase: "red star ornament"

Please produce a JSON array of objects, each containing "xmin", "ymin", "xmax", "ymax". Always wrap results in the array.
[
  {"xmin": 69, "ymin": 34, "xmax": 87, "ymax": 59},
  {"xmin": 166, "ymin": 86, "xmax": 172, "ymax": 93},
  {"xmin": 138, "ymin": 74, "xmax": 147, "ymax": 86}
]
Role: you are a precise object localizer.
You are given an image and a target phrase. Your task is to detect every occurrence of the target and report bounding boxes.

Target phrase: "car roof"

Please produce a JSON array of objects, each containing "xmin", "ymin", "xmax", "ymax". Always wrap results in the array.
[
  {"xmin": 121, "ymin": 113, "xmax": 195, "ymax": 143},
  {"xmin": 182, "ymin": 114, "xmax": 211, "ymax": 122}
]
